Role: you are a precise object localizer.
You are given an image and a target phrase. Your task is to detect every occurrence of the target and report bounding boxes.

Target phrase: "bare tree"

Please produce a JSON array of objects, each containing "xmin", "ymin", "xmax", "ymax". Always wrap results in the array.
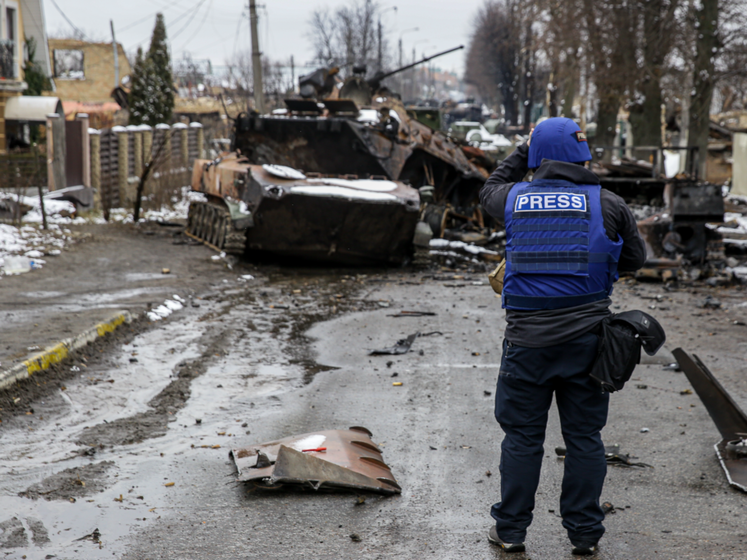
[
  {"xmin": 307, "ymin": 0, "xmax": 391, "ymax": 77},
  {"xmin": 465, "ymin": 0, "xmax": 523, "ymax": 126},
  {"xmin": 626, "ymin": 0, "xmax": 682, "ymax": 148}
]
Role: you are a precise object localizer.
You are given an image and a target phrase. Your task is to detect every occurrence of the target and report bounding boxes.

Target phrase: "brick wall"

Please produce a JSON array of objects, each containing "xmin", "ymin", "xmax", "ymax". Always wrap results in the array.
[{"xmin": 48, "ymin": 39, "xmax": 132, "ymax": 104}]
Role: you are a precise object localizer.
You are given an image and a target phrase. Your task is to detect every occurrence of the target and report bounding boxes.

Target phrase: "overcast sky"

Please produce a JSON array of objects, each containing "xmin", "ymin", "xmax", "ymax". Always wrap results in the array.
[{"xmin": 42, "ymin": 0, "xmax": 484, "ymax": 76}]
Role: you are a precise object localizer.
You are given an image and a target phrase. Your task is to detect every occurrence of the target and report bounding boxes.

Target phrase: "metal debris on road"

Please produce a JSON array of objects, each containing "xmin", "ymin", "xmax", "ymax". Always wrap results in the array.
[
  {"xmin": 555, "ymin": 444, "xmax": 653, "ymax": 468},
  {"xmin": 699, "ymin": 295, "xmax": 722, "ymax": 309},
  {"xmin": 673, "ymin": 348, "xmax": 747, "ymax": 492},
  {"xmin": 229, "ymin": 427, "xmax": 401, "ymax": 495},
  {"xmin": 386, "ymin": 311, "xmax": 437, "ymax": 318},
  {"xmin": 369, "ymin": 332, "xmax": 420, "ymax": 355}
]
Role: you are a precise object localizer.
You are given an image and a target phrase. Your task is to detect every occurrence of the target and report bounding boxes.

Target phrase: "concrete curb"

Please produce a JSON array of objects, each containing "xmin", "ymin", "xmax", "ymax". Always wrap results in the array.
[{"xmin": 0, "ymin": 310, "xmax": 135, "ymax": 391}]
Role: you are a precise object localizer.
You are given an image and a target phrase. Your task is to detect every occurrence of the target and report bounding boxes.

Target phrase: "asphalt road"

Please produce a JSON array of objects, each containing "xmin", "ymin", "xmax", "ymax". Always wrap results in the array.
[{"xmin": 1, "ymin": 229, "xmax": 747, "ymax": 559}]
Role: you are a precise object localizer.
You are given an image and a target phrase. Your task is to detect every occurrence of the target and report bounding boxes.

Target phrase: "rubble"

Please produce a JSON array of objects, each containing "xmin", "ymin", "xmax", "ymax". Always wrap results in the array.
[
  {"xmin": 229, "ymin": 427, "xmax": 401, "ymax": 494},
  {"xmin": 370, "ymin": 332, "xmax": 420, "ymax": 355}
]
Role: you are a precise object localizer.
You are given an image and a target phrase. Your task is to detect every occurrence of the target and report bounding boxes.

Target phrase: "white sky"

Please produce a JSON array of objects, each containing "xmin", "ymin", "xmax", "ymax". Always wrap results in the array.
[{"xmin": 42, "ymin": 0, "xmax": 483, "ymax": 76}]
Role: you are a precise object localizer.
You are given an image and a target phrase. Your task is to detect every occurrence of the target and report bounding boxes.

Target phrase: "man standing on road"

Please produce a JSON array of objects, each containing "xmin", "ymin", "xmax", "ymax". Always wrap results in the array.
[{"xmin": 479, "ymin": 117, "xmax": 646, "ymax": 555}]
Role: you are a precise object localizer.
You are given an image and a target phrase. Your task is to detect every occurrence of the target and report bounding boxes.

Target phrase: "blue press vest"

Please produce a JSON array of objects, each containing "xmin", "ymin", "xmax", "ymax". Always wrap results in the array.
[{"xmin": 502, "ymin": 180, "xmax": 623, "ymax": 311}]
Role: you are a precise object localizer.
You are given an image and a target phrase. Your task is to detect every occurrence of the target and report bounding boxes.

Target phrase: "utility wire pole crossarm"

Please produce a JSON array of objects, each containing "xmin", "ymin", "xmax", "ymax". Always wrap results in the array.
[{"xmin": 249, "ymin": 0, "xmax": 265, "ymax": 115}]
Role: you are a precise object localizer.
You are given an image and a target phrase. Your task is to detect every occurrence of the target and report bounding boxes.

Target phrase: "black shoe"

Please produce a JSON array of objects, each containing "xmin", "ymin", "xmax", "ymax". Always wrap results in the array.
[
  {"xmin": 488, "ymin": 526, "xmax": 525, "ymax": 553},
  {"xmin": 571, "ymin": 541, "xmax": 598, "ymax": 555}
]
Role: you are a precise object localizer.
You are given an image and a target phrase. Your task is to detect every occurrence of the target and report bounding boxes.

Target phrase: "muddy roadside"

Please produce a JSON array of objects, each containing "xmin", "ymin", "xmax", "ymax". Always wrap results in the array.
[{"xmin": 0, "ymin": 222, "xmax": 236, "ymax": 371}]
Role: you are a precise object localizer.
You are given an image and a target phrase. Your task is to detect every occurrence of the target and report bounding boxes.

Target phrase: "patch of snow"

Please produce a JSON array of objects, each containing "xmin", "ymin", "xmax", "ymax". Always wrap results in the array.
[
  {"xmin": 306, "ymin": 178, "xmax": 398, "ymax": 192},
  {"xmin": 357, "ymin": 109, "xmax": 380, "ymax": 124},
  {"xmin": 0, "ymin": 222, "xmax": 74, "ymax": 275},
  {"xmin": 429, "ymin": 238, "xmax": 500, "ymax": 256},
  {"xmin": 263, "ymin": 164, "xmax": 306, "ymax": 180},
  {"xmin": 290, "ymin": 186, "xmax": 398, "ymax": 201},
  {"xmin": 147, "ymin": 296, "xmax": 184, "ymax": 322}
]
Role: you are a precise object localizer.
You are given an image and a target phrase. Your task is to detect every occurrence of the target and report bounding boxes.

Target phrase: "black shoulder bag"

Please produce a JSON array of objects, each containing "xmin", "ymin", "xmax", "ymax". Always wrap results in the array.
[{"xmin": 588, "ymin": 310, "xmax": 666, "ymax": 393}]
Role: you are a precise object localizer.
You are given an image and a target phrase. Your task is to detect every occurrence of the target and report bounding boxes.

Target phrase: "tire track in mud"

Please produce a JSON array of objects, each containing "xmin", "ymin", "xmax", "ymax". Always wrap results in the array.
[
  {"xmin": 73, "ymin": 272, "xmax": 376, "ymax": 448},
  {"xmin": 75, "ymin": 332, "xmax": 230, "ymax": 447}
]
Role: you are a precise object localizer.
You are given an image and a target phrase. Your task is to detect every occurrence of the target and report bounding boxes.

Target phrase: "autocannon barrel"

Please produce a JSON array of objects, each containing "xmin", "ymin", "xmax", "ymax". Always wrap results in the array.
[{"xmin": 367, "ymin": 45, "xmax": 464, "ymax": 89}]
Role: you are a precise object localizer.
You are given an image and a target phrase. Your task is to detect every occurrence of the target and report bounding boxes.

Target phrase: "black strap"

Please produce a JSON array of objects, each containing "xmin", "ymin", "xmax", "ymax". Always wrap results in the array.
[{"xmin": 504, "ymin": 290, "xmax": 609, "ymax": 310}]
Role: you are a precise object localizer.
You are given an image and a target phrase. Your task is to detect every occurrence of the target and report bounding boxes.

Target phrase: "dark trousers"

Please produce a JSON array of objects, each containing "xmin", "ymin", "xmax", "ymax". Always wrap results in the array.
[{"xmin": 491, "ymin": 332, "xmax": 609, "ymax": 546}]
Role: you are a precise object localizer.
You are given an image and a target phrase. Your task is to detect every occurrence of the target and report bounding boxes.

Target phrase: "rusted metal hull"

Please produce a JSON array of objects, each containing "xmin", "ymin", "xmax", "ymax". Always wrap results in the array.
[
  {"xmin": 229, "ymin": 427, "xmax": 401, "ymax": 494},
  {"xmin": 190, "ymin": 156, "xmax": 420, "ymax": 265},
  {"xmin": 246, "ymin": 193, "xmax": 419, "ymax": 265},
  {"xmin": 673, "ymin": 348, "xmax": 747, "ymax": 492}
]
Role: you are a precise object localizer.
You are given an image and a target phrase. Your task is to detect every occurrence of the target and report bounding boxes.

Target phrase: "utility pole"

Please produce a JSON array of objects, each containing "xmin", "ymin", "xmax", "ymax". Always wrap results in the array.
[
  {"xmin": 398, "ymin": 38, "xmax": 403, "ymax": 94},
  {"xmin": 248, "ymin": 0, "xmax": 265, "ymax": 114},
  {"xmin": 110, "ymin": 20, "xmax": 119, "ymax": 87},
  {"xmin": 290, "ymin": 55, "xmax": 295, "ymax": 93},
  {"xmin": 377, "ymin": 19, "xmax": 383, "ymax": 73}
]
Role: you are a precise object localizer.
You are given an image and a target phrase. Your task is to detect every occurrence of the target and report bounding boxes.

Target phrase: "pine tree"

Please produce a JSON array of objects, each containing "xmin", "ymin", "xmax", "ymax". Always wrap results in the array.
[
  {"xmin": 147, "ymin": 13, "xmax": 174, "ymax": 124},
  {"xmin": 128, "ymin": 48, "xmax": 149, "ymax": 125},
  {"xmin": 128, "ymin": 13, "xmax": 174, "ymax": 126},
  {"xmin": 23, "ymin": 37, "xmax": 51, "ymax": 96}
]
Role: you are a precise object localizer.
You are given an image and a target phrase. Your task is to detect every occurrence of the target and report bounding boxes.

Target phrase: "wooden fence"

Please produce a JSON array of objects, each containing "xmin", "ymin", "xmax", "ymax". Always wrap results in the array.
[
  {"xmin": 0, "ymin": 153, "xmax": 47, "ymax": 190},
  {"xmin": 94, "ymin": 123, "xmax": 204, "ymax": 211}
]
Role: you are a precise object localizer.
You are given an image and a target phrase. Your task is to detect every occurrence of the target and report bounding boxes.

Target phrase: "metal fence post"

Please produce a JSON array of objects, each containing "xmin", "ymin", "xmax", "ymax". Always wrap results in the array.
[
  {"xmin": 190, "ymin": 121, "xmax": 204, "ymax": 159},
  {"xmin": 90, "ymin": 129, "xmax": 101, "ymax": 210},
  {"xmin": 76, "ymin": 113, "xmax": 91, "ymax": 188},
  {"xmin": 113, "ymin": 125, "xmax": 129, "ymax": 207},
  {"xmin": 46, "ymin": 113, "xmax": 66, "ymax": 191}
]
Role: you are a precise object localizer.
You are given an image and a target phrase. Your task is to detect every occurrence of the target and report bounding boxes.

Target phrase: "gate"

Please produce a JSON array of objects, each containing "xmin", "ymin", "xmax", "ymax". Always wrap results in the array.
[{"xmin": 65, "ymin": 120, "xmax": 84, "ymax": 186}]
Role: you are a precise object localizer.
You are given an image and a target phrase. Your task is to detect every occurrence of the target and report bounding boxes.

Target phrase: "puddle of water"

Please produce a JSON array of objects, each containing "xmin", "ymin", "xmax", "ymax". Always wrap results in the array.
[
  {"xmin": 17, "ymin": 291, "xmax": 68, "ymax": 299},
  {"xmin": 0, "ymin": 291, "xmax": 336, "ymax": 559},
  {"xmin": 125, "ymin": 273, "xmax": 177, "ymax": 282},
  {"xmin": 0, "ymin": 319, "xmax": 204, "ymax": 481}
]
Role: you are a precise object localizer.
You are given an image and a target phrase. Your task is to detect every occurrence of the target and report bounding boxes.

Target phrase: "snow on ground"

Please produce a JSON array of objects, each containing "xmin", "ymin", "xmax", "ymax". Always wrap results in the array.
[
  {"xmin": 146, "ymin": 294, "xmax": 186, "ymax": 322},
  {"xmin": 0, "ymin": 186, "xmax": 202, "ymax": 275},
  {"xmin": 0, "ymin": 192, "xmax": 77, "ymax": 225},
  {"xmin": 107, "ymin": 187, "xmax": 205, "ymax": 224},
  {"xmin": 0, "ymin": 223, "xmax": 72, "ymax": 275}
]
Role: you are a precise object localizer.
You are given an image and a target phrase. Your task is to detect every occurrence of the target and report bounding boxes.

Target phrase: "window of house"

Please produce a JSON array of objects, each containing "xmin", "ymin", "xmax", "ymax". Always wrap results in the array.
[{"xmin": 54, "ymin": 49, "xmax": 85, "ymax": 80}]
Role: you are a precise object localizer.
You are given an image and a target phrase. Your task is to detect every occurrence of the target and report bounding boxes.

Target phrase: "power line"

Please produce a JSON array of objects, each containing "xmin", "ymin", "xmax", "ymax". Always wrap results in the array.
[
  {"xmin": 175, "ymin": 0, "xmax": 213, "ymax": 51},
  {"xmin": 48, "ymin": 0, "xmax": 89, "ymax": 41},
  {"xmin": 170, "ymin": 0, "xmax": 210, "ymax": 41},
  {"xmin": 130, "ymin": 0, "xmax": 206, "ymax": 50},
  {"xmin": 119, "ymin": 0, "xmax": 185, "ymax": 33}
]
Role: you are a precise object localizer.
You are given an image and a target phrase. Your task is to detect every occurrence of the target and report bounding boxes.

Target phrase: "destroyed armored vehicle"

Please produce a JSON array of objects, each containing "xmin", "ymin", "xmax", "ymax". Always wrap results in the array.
[
  {"xmin": 188, "ymin": 156, "xmax": 419, "ymax": 265},
  {"xmin": 186, "ymin": 47, "xmax": 495, "ymax": 263}
]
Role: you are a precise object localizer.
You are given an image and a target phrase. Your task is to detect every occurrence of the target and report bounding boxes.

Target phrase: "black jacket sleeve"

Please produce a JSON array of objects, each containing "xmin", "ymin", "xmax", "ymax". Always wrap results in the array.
[
  {"xmin": 479, "ymin": 142, "xmax": 530, "ymax": 225},
  {"xmin": 600, "ymin": 190, "xmax": 647, "ymax": 272}
]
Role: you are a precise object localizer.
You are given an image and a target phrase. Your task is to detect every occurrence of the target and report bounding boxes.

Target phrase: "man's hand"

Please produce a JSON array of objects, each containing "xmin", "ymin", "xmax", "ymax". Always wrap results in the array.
[{"xmin": 527, "ymin": 126, "xmax": 534, "ymax": 147}]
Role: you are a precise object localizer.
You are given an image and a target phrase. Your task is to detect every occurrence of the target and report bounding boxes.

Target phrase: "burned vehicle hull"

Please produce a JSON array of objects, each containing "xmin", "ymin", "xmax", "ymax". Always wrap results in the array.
[
  {"xmin": 187, "ymin": 155, "xmax": 420, "ymax": 265},
  {"xmin": 234, "ymin": 108, "xmax": 489, "ymax": 209}
]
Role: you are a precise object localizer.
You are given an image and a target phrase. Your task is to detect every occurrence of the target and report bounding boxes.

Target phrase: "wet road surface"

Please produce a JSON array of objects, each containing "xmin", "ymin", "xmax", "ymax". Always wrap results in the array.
[{"xmin": 2, "ymin": 260, "xmax": 747, "ymax": 559}]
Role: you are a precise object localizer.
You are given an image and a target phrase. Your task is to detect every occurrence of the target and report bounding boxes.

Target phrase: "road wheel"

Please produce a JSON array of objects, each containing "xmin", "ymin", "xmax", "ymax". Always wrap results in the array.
[{"xmin": 215, "ymin": 214, "xmax": 227, "ymax": 249}]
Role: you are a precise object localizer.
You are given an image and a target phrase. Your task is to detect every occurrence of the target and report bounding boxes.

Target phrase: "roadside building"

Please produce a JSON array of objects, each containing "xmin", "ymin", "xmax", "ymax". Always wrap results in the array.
[
  {"xmin": 1, "ymin": 0, "xmax": 52, "ymax": 155},
  {"xmin": 47, "ymin": 38, "xmax": 130, "ymax": 128}
]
